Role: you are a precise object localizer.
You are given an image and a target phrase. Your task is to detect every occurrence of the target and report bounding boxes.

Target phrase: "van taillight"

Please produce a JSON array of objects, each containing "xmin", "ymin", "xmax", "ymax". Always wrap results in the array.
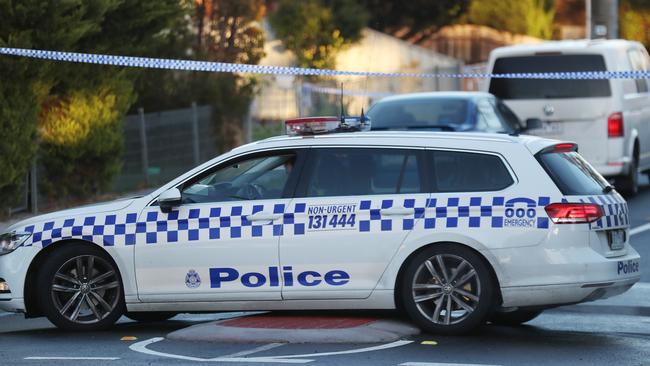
[
  {"xmin": 544, "ymin": 203, "xmax": 603, "ymax": 224},
  {"xmin": 608, "ymin": 112, "xmax": 624, "ymax": 137}
]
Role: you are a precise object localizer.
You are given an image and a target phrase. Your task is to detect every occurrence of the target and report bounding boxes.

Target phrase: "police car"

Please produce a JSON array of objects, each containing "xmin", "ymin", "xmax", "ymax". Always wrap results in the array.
[{"xmin": 0, "ymin": 116, "xmax": 641, "ymax": 335}]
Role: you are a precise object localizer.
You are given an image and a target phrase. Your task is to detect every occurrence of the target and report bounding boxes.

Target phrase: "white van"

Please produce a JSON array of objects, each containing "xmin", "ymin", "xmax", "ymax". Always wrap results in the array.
[{"xmin": 486, "ymin": 39, "xmax": 650, "ymax": 194}]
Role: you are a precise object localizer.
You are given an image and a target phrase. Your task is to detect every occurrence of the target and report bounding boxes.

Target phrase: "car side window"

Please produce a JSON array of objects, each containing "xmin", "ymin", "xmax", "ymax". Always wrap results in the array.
[
  {"xmin": 429, "ymin": 150, "xmax": 513, "ymax": 192},
  {"xmin": 300, "ymin": 148, "xmax": 423, "ymax": 197},
  {"xmin": 627, "ymin": 49, "xmax": 649, "ymax": 94},
  {"xmin": 181, "ymin": 153, "xmax": 296, "ymax": 204}
]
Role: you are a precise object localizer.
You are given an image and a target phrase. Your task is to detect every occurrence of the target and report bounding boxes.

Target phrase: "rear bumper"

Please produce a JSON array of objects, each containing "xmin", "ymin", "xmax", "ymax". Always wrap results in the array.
[{"xmin": 500, "ymin": 277, "xmax": 639, "ymax": 308}]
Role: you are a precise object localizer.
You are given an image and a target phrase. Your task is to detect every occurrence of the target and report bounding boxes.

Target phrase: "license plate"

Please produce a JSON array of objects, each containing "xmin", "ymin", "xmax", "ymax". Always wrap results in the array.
[
  {"xmin": 608, "ymin": 229, "xmax": 626, "ymax": 250},
  {"xmin": 530, "ymin": 122, "xmax": 562, "ymax": 135}
]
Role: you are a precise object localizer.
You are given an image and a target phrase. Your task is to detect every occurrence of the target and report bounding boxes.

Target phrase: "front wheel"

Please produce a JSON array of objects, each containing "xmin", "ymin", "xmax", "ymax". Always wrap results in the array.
[
  {"xmin": 37, "ymin": 243, "xmax": 125, "ymax": 331},
  {"xmin": 400, "ymin": 244, "xmax": 496, "ymax": 335},
  {"xmin": 618, "ymin": 158, "xmax": 639, "ymax": 196}
]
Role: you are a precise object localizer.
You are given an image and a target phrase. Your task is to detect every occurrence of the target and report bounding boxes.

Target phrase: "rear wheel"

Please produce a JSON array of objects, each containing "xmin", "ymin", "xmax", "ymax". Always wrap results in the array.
[
  {"xmin": 125, "ymin": 312, "xmax": 178, "ymax": 323},
  {"xmin": 37, "ymin": 243, "xmax": 125, "ymax": 331},
  {"xmin": 490, "ymin": 309, "xmax": 542, "ymax": 326},
  {"xmin": 618, "ymin": 153, "xmax": 639, "ymax": 196},
  {"xmin": 400, "ymin": 244, "xmax": 496, "ymax": 335}
]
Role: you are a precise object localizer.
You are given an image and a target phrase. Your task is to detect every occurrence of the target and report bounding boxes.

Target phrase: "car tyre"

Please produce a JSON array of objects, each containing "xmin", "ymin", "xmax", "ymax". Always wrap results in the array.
[
  {"xmin": 619, "ymin": 158, "xmax": 639, "ymax": 196},
  {"xmin": 37, "ymin": 243, "xmax": 125, "ymax": 331},
  {"xmin": 489, "ymin": 309, "xmax": 542, "ymax": 326},
  {"xmin": 125, "ymin": 312, "xmax": 178, "ymax": 323},
  {"xmin": 400, "ymin": 244, "xmax": 496, "ymax": 335}
]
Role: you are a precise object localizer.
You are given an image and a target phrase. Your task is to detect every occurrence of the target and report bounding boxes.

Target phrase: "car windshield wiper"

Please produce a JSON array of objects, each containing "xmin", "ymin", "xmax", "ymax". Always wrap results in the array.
[{"xmin": 602, "ymin": 185, "xmax": 615, "ymax": 194}]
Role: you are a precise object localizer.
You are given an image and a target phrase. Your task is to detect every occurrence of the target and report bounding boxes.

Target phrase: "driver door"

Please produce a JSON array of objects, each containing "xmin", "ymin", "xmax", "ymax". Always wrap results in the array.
[{"xmin": 135, "ymin": 148, "xmax": 306, "ymax": 302}]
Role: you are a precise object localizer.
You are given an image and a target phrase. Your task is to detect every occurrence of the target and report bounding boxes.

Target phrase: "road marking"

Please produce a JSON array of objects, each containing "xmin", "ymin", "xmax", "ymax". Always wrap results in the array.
[
  {"xmin": 400, "ymin": 363, "xmax": 502, "ymax": 366},
  {"xmin": 25, "ymin": 357, "xmax": 120, "ymax": 361},
  {"xmin": 0, "ymin": 312, "xmax": 15, "ymax": 317},
  {"xmin": 630, "ymin": 222, "xmax": 650, "ymax": 236},
  {"xmin": 129, "ymin": 337, "xmax": 412, "ymax": 364},
  {"xmin": 218, "ymin": 343, "xmax": 285, "ymax": 358}
]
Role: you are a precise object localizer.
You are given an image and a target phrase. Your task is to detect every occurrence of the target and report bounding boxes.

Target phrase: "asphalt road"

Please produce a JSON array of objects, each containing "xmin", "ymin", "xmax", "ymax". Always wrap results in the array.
[{"xmin": 1, "ymin": 177, "xmax": 649, "ymax": 365}]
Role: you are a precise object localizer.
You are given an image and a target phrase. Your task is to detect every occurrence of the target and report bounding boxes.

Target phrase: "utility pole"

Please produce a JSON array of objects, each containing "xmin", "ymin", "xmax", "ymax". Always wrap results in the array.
[{"xmin": 587, "ymin": 0, "xmax": 618, "ymax": 39}]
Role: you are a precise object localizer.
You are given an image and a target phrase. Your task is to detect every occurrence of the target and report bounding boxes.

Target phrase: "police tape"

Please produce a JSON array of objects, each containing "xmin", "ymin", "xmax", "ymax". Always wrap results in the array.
[{"xmin": 1, "ymin": 46, "xmax": 650, "ymax": 80}]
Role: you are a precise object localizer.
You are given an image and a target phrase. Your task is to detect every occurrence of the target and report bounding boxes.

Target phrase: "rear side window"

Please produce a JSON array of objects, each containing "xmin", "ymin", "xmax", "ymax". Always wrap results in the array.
[
  {"xmin": 300, "ymin": 148, "xmax": 423, "ymax": 197},
  {"xmin": 489, "ymin": 54, "xmax": 611, "ymax": 99},
  {"xmin": 536, "ymin": 151, "xmax": 609, "ymax": 195},
  {"xmin": 429, "ymin": 150, "xmax": 513, "ymax": 192}
]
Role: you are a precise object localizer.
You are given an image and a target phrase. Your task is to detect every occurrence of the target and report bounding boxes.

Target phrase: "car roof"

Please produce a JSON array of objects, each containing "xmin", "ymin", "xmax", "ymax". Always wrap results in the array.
[
  {"xmin": 240, "ymin": 131, "xmax": 562, "ymax": 156},
  {"xmin": 371, "ymin": 91, "xmax": 494, "ymax": 104},
  {"xmin": 490, "ymin": 39, "xmax": 642, "ymax": 58}
]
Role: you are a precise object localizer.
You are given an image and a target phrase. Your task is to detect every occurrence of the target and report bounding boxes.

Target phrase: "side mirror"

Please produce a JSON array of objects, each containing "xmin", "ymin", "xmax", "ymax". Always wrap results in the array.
[
  {"xmin": 524, "ymin": 118, "xmax": 543, "ymax": 131},
  {"xmin": 158, "ymin": 188, "xmax": 182, "ymax": 213}
]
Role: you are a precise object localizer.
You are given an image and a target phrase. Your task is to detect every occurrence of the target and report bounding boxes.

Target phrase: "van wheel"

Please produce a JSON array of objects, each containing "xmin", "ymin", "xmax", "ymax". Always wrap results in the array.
[
  {"xmin": 37, "ymin": 243, "xmax": 125, "ymax": 331},
  {"xmin": 490, "ymin": 309, "xmax": 542, "ymax": 326},
  {"xmin": 125, "ymin": 312, "xmax": 178, "ymax": 322},
  {"xmin": 400, "ymin": 244, "xmax": 496, "ymax": 335},
  {"xmin": 618, "ymin": 158, "xmax": 638, "ymax": 196}
]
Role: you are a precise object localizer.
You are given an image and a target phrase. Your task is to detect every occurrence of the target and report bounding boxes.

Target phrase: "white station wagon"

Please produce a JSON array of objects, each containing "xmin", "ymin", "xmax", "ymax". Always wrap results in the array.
[{"xmin": 0, "ymin": 118, "xmax": 641, "ymax": 334}]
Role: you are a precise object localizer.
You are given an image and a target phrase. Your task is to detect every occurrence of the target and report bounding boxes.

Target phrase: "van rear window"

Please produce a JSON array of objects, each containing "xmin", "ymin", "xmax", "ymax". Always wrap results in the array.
[
  {"xmin": 489, "ymin": 55, "xmax": 611, "ymax": 99},
  {"xmin": 536, "ymin": 151, "xmax": 609, "ymax": 195}
]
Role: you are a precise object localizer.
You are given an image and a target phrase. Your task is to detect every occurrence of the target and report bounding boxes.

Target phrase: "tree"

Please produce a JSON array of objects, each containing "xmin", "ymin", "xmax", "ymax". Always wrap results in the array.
[
  {"xmin": 467, "ymin": 0, "xmax": 556, "ymax": 39},
  {"xmin": 360, "ymin": 0, "xmax": 469, "ymax": 42},
  {"xmin": 0, "ymin": 0, "xmax": 184, "ymax": 207},
  {"xmin": 269, "ymin": 0, "xmax": 368, "ymax": 69},
  {"xmin": 135, "ymin": 0, "xmax": 267, "ymax": 150},
  {"xmin": 620, "ymin": 0, "xmax": 650, "ymax": 50}
]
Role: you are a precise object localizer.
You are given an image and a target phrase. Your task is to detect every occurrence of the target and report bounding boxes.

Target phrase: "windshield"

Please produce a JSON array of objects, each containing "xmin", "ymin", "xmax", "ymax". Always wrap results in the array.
[
  {"xmin": 489, "ymin": 54, "xmax": 611, "ymax": 99},
  {"xmin": 536, "ymin": 151, "xmax": 610, "ymax": 195},
  {"xmin": 368, "ymin": 98, "xmax": 472, "ymax": 130}
]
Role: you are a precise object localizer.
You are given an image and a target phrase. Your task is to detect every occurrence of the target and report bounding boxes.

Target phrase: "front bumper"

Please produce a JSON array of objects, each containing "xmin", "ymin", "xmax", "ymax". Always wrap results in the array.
[{"xmin": 0, "ymin": 246, "xmax": 39, "ymax": 313}]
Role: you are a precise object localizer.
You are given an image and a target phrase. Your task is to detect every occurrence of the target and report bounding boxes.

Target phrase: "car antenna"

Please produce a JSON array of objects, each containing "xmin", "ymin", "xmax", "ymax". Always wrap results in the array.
[{"xmin": 339, "ymin": 82, "xmax": 345, "ymax": 121}]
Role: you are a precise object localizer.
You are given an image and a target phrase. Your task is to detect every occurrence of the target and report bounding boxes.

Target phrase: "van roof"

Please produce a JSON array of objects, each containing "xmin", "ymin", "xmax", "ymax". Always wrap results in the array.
[{"xmin": 490, "ymin": 39, "xmax": 641, "ymax": 58}]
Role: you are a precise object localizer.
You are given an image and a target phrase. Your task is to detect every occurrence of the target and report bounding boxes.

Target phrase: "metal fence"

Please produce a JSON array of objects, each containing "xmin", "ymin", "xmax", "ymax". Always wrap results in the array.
[{"xmin": 114, "ymin": 103, "xmax": 218, "ymax": 193}]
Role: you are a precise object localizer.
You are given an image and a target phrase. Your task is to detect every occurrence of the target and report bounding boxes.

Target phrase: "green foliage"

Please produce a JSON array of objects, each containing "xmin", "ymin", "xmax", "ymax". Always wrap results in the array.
[
  {"xmin": 621, "ymin": 0, "xmax": 650, "ymax": 49},
  {"xmin": 360, "ymin": 0, "xmax": 469, "ymax": 39},
  {"xmin": 269, "ymin": 0, "xmax": 368, "ymax": 69},
  {"xmin": 0, "ymin": 0, "xmax": 184, "ymax": 206},
  {"xmin": 39, "ymin": 79, "xmax": 134, "ymax": 199},
  {"xmin": 467, "ymin": 0, "xmax": 556, "ymax": 39}
]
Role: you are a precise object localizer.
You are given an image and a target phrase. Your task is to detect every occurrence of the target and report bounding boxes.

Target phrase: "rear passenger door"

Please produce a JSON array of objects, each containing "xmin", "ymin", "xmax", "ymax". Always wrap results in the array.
[{"xmin": 279, "ymin": 147, "xmax": 429, "ymax": 300}]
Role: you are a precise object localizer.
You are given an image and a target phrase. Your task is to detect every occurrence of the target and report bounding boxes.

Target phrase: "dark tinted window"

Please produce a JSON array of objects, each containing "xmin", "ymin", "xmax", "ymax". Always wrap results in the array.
[
  {"xmin": 368, "ymin": 98, "xmax": 471, "ymax": 131},
  {"xmin": 430, "ymin": 151, "xmax": 513, "ymax": 192},
  {"xmin": 537, "ymin": 151, "xmax": 609, "ymax": 195},
  {"xmin": 489, "ymin": 55, "xmax": 611, "ymax": 99},
  {"xmin": 302, "ymin": 148, "xmax": 422, "ymax": 197}
]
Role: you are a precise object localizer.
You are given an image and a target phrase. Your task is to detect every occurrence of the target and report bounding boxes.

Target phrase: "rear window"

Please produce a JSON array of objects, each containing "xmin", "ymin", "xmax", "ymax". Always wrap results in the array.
[
  {"xmin": 489, "ymin": 54, "xmax": 611, "ymax": 99},
  {"xmin": 536, "ymin": 151, "xmax": 609, "ymax": 195},
  {"xmin": 430, "ymin": 150, "xmax": 514, "ymax": 192},
  {"xmin": 368, "ymin": 98, "xmax": 471, "ymax": 130}
]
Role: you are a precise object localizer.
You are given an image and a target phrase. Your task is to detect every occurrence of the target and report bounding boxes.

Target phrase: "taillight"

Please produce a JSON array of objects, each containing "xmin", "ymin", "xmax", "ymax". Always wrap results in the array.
[
  {"xmin": 544, "ymin": 203, "xmax": 603, "ymax": 224},
  {"xmin": 608, "ymin": 112, "xmax": 624, "ymax": 138}
]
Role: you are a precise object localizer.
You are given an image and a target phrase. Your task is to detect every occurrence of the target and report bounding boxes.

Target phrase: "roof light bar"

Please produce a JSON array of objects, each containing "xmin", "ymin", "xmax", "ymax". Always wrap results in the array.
[{"xmin": 285, "ymin": 115, "xmax": 371, "ymax": 136}]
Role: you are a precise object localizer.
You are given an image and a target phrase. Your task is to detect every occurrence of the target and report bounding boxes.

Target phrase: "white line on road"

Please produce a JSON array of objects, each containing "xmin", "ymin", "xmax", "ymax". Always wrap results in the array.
[
  {"xmin": 129, "ymin": 337, "xmax": 413, "ymax": 364},
  {"xmin": 25, "ymin": 357, "xmax": 120, "ymax": 361},
  {"xmin": 400, "ymin": 363, "xmax": 502, "ymax": 366},
  {"xmin": 218, "ymin": 343, "xmax": 285, "ymax": 358},
  {"xmin": 0, "ymin": 312, "xmax": 15, "ymax": 317},
  {"xmin": 630, "ymin": 222, "xmax": 650, "ymax": 236}
]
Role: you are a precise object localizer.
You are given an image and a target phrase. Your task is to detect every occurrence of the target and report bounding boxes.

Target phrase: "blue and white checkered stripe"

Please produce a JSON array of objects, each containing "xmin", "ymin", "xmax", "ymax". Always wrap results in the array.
[
  {"xmin": 2, "ymin": 47, "xmax": 650, "ymax": 79},
  {"xmin": 359, "ymin": 196, "xmax": 552, "ymax": 232},
  {"xmin": 579, "ymin": 194, "xmax": 628, "ymax": 229},
  {"xmin": 20, "ymin": 195, "xmax": 557, "ymax": 248}
]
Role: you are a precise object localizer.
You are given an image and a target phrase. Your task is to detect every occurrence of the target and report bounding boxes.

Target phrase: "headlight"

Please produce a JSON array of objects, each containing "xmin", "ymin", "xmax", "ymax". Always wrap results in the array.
[{"xmin": 0, "ymin": 231, "xmax": 32, "ymax": 256}]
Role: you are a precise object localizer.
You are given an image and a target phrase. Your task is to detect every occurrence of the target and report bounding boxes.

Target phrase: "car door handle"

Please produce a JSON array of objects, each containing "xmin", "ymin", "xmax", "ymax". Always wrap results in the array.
[
  {"xmin": 380, "ymin": 207, "xmax": 415, "ymax": 216},
  {"xmin": 245, "ymin": 212, "xmax": 282, "ymax": 222}
]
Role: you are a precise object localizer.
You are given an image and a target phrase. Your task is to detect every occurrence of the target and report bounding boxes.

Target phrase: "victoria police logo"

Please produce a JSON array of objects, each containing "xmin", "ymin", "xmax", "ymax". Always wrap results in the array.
[{"xmin": 185, "ymin": 269, "xmax": 201, "ymax": 289}]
